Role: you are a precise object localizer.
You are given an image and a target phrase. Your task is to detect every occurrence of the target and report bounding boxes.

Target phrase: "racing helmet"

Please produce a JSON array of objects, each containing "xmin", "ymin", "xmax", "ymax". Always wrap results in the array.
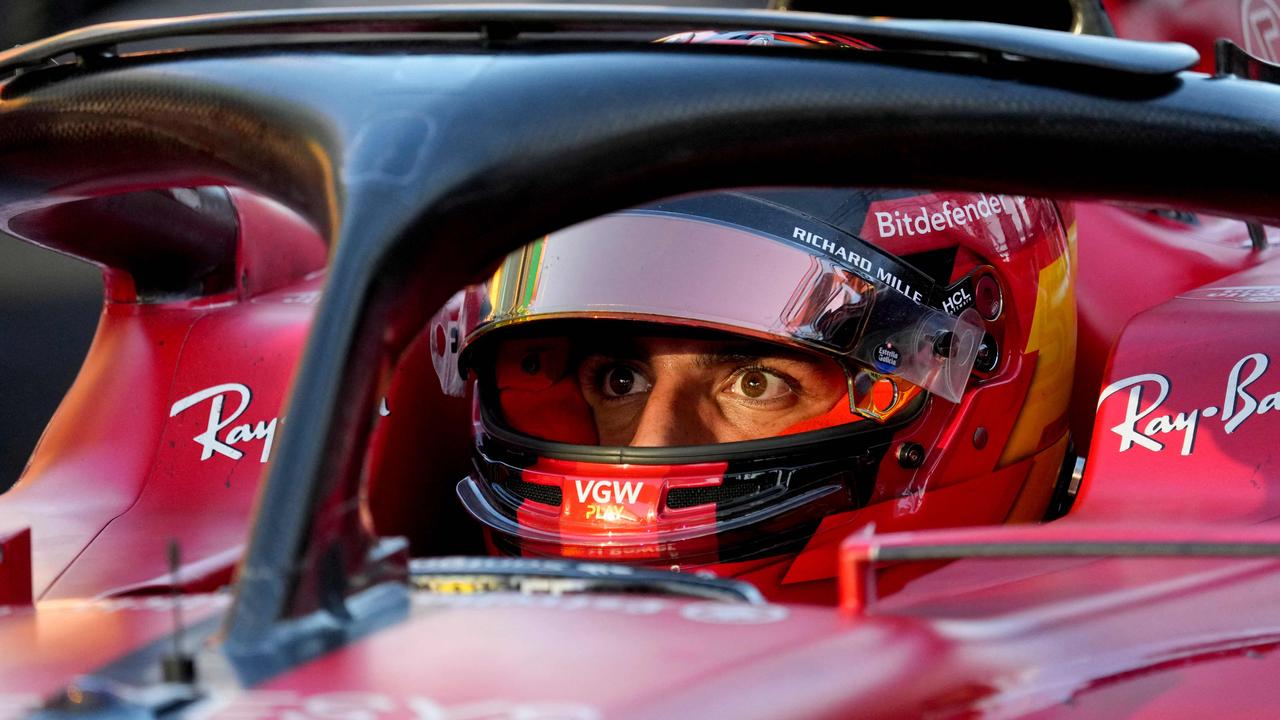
[{"xmin": 429, "ymin": 187, "xmax": 1076, "ymax": 603}]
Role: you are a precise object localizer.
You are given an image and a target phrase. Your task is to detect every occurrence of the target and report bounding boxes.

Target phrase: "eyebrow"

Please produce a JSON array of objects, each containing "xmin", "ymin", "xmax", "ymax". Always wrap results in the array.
[
  {"xmin": 692, "ymin": 343, "xmax": 820, "ymax": 370},
  {"xmin": 582, "ymin": 335, "xmax": 825, "ymax": 369}
]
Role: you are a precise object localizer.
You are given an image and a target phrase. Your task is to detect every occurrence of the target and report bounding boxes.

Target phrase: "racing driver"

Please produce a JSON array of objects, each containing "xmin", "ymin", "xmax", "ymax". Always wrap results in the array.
[{"xmin": 427, "ymin": 184, "xmax": 1077, "ymax": 604}]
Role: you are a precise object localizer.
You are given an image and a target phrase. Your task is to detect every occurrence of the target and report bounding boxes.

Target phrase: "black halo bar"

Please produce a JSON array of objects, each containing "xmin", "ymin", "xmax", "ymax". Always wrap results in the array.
[
  {"xmin": 1215, "ymin": 38, "xmax": 1280, "ymax": 85},
  {"xmin": 0, "ymin": 5, "xmax": 1198, "ymax": 81}
]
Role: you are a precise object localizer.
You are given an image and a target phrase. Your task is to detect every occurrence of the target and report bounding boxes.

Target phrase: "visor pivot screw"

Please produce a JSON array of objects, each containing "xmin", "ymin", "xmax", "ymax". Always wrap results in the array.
[
  {"xmin": 973, "ymin": 427, "xmax": 989, "ymax": 449},
  {"xmin": 896, "ymin": 442, "xmax": 926, "ymax": 469},
  {"xmin": 974, "ymin": 334, "xmax": 999, "ymax": 373},
  {"xmin": 932, "ymin": 332, "xmax": 954, "ymax": 359}
]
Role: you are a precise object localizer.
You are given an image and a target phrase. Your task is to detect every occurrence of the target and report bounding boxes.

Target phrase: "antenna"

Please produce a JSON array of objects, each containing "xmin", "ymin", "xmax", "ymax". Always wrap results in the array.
[{"xmin": 161, "ymin": 539, "xmax": 197, "ymax": 684}]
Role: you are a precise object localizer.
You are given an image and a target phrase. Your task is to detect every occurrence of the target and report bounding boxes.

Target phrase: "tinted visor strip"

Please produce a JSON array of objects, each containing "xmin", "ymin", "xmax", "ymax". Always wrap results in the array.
[{"xmin": 642, "ymin": 192, "xmax": 943, "ymax": 309}]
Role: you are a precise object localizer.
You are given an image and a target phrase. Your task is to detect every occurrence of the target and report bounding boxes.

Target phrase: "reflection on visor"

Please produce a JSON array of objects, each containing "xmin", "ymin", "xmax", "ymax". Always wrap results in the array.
[
  {"xmin": 485, "ymin": 214, "xmax": 878, "ymax": 351},
  {"xmin": 434, "ymin": 212, "xmax": 981, "ymax": 403}
]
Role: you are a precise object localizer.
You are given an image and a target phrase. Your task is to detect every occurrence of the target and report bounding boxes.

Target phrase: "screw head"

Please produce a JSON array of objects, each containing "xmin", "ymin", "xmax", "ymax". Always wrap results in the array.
[
  {"xmin": 897, "ymin": 442, "xmax": 926, "ymax": 469},
  {"xmin": 973, "ymin": 427, "xmax": 989, "ymax": 449},
  {"xmin": 932, "ymin": 332, "xmax": 954, "ymax": 359},
  {"xmin": 974, "ymin": 333, "xmax": 999, "ymax": 373}
]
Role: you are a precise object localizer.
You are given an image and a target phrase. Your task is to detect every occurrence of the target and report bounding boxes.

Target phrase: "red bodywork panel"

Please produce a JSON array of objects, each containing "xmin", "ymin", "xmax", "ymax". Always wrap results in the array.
[
  {"xmin": 5, "ymin": 551, "xmax": 1280, "ymax": 717},
  {"xmin": 1070, "ymin": 207, "xmax": 1274, "ymax": 452},
  {"xmin": 1080, "ymin": 248, "xmax": 1280, "ymax": 522},
  {"xmin": 0, "ymin": 190, "xmax": 324, "ymax": 599},
  {"xmin": 1106, "ymin": 0, "xmax": 1280, "ymax": 71}
]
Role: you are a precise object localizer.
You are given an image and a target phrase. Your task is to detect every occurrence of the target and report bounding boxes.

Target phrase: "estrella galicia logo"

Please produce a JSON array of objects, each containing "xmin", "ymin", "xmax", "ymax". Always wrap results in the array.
[{"xmin": 874, "ymin": 342, "xmax": 901, "ymax": 372}]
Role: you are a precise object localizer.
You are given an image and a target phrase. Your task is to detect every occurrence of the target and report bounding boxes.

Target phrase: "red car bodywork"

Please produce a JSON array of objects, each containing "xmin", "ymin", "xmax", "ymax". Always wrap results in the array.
[
  {"xmin": 1107, "ymin": 0, "xmax": 1280, "ymax": 71},
  {"xmin": 2, "ymin": 4, "xmax": 1280, "ymax": 718}
]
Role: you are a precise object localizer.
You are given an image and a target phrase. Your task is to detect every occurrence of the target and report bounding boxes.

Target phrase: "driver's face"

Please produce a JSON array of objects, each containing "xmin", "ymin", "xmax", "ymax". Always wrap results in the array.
[{"xmin": 577, "ymin": 336, "xmax": 849, "ymax": 446}]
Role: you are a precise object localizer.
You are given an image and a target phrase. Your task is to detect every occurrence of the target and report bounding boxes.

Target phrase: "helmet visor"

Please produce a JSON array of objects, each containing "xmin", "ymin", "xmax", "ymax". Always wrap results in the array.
[{"xmin": 444, "ymin": 211, "xmax": 981, "ymax": 405}]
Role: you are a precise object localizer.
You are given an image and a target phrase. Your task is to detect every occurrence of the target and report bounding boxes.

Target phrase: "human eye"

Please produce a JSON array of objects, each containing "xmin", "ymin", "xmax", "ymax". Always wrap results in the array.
[
  {"xmin": 594, "ymin": 362, "xmax": 653, "ymax": 399},
  {"xmin": 724, "ymin": 365, "xmax": 796, "ymax": 403}
]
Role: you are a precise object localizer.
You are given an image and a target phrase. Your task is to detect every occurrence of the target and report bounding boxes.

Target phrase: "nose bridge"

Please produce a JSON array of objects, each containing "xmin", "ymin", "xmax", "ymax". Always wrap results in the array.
[{"xmin": 629, "ymin": 375, "xmax": 712, "ymax": 447}]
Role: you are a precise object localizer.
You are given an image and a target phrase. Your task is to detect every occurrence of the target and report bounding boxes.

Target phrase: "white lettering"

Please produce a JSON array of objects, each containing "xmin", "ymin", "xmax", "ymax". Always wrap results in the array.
[
  {"xmin": 874, "ymin": 267, "xmax": 923, "ymax": 304},
  {"xmin": 1098, "ymin": 374, "xmax": 1173, "ymax": 453},
  {"xmin": 1223, "ymin": 353, "xmax": 1269, "ymax": 433},
  {"xmin": 1098, "ymin": 353, "xmax": 1280, "ymax": 456},
  {"xmin": 913, "ymin": 207, "xmax": 930, "ymax": 235},
  {"xmin": 942, "ymin": 287, "xmax": 973, "ymax": 315},
  {"xmin": 875, "ymin": 213, "xmax": 894, "ymax": 236},
  {"xmin": 875, "ymin": 196, "xmax": 1011, "ymax": 240},
  {"xmin": 977, "ymin": 195, "xmax": 992, "ymax": 217},
  {"xmin": 574, "ymin": 480, "xmax": 642, "ymax": 504},
  {"xmin": 169, "ymin": 383, "xmax": 281, "ymax": 463}
]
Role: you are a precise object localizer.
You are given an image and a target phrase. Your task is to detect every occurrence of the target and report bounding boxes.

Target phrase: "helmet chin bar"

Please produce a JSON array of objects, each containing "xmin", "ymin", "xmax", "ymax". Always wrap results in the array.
[{"xmin": 455, "ymin": 390, "xmax": 920, "ymax": 568}]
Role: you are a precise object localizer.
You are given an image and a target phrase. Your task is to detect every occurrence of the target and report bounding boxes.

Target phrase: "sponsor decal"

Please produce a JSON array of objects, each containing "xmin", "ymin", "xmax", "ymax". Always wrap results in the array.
[
  {"xmin": 574, "ymin": 479, "xmax": 641, "ymax": 505},
  {"xmin": 1097, "ymin": 353, "xmax": 1280, "ymax": 456},
  {"xmin": 790, "ymin": 226, "xmax": 926, "ymax": 303},
  {"xmin": 873, "ymin": 194, "xmax": 1013, "ymax": 242},
  {"xmin": 792, "ymin": 226, "xmax": 874, "ymax": 274},
  {"xmin": 1180, "ymin": 285, "xmax": 1280, "ymax": 303},
  {"xmin": 873, "ymin": 342, "xmax": 901, "ymax": 373},
  {"xmin": 1243, "ymin": 0, "xmax": 1280, "ymax": 62},
  {"xmin": 169, "ymin": 385, "xmax": 390, "ymax": 463},
  {"xmin": 209, "ymin": 691, "xmax": 600, "ymax": 720},
  {"xmin": 679, "ymin": 602, "xmax": 788, "ymax": 625},
  {"xmin": 169, "ymin": 383, "xmax": 281, "ymax": 463},
  {"xmin": 572, "ymin": 479, "xmax": 647, "ymax": 523},
  {"xmin": 941, "ymin": 285, "xmax": 974, "ymax": 315}
]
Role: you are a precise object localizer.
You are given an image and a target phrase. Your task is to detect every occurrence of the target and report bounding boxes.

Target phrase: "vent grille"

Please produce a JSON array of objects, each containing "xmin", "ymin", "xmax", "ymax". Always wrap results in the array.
[
  {"xmin": 504, "ymin": 477, "xmax": 562, "ymax": 506},
  {"xmin": 667, "ymin": 475, "xmax": 780, "ymax": 510}
]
